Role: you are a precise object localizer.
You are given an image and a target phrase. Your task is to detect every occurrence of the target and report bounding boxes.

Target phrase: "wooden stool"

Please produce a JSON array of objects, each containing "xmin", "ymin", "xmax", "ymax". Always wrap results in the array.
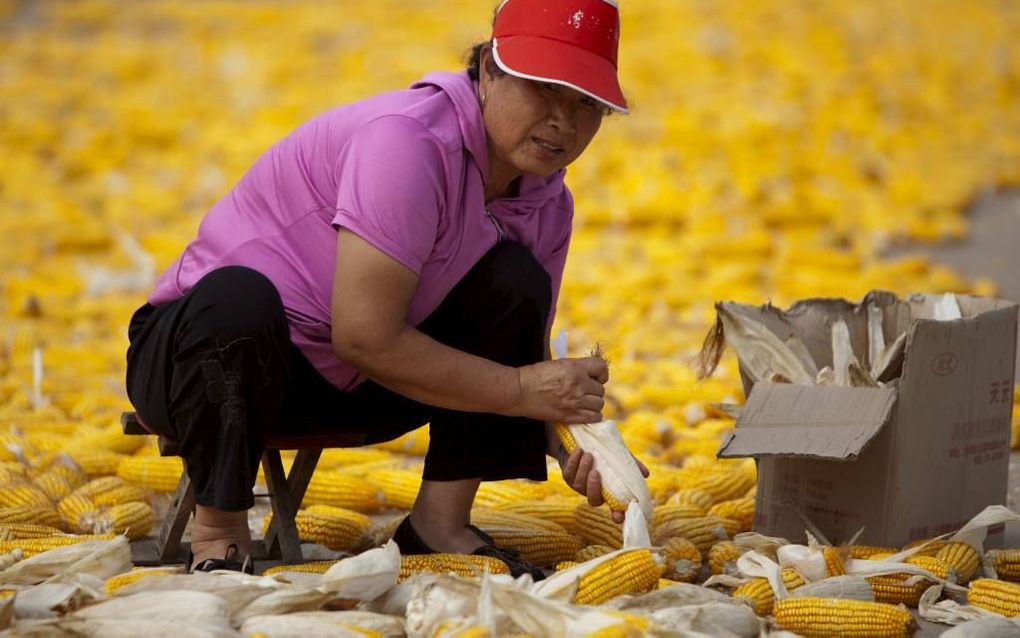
[{"xmin": 121, "ymin": 411, "xmax": 365, "ymax": 566}]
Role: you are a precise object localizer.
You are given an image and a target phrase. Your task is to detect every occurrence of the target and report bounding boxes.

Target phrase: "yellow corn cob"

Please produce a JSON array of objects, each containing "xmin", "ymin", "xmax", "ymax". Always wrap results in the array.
[
  {"xmin": 866, "ymin": 554, "xmax": 953, "ymax": 606},
  {"xmin": 587, "ymin": 612, "xmax": 651, "ymax": 637},
  {"xmin": 903, "ymin": 537, "xmax": 947, "ymax": 557},
  {"xmin": 471, "ymin": 509, "xmax": 567, "ymax": 534},
  {"xmin": 104, "ymin": 566, "xmax": 182, "ymax": 594},
  {"xmin": 824, "ymin": 546, "xmax": 847, "ymax": 577},
  {"xmin": 652, "ymin": 504, "xmax": 706, "ymax": 527},
  {"xmin": 65, "ymin": 450, "xmax": 126, "ymax": 477},
  {"xmin": 88, "ymin": 501, "xmax": 154, "ymax": 539},
  {"xmin": 302, "ymin": 470, "xmax": 384, "ymax": 513},
  {"xmin": 967, "ymin": 578, "xmax": 1020, "ymax": 617},
  {"xmin": 573, "ymin": 503, "xmax": 623, "ymax": 548},
  {"xmin": 315, "ymin": 447, "xmax": 393, "ymax": 470},
  {"xmin": 936, "ymin": 541, "xmax": 981, "ymax": 583},
  {"xmin": 367, "ymin": 469, "xmax": 421, "ymax": 510},
  {"xmin": 116, "ymin": 456, "xmax": 183, "ymax": 493},
  {"xmin": 262, "ymin": 560, "xmax": 338, "ymax": 576},
  {"xmin": 662, "ymin": 537, "xmax": 701, "ymax": 582},
  {"xmin": 399, "ymin": 554, "xmax": 510, "ymax": 581},
  {"xmin": 666, "ymin": 489, "xmax": 715, "ymax": 512},
  {"xmin": 0, "ymin": 506, "xmax": 63, "ymax": 529},
  {"xmin": 0, "ymin": 481, "xmax": 53, "ymax": 509},
  {"xmin": 0, "ymin": 534, "xmax": 117, "ymax": 557},
  {"xmin": 92, "ymin": 483, "xmax": 148, "ymax": 507},
  {"xmin": 370, "ymin": 426, "xmax": 429, "ymax": 456},
  {"xmin": 849, "ymin": 545, "xmax": 899, "ymax": 559},
  {"xmin": 987, "ymin": 549, "xmax": 1020, "ymax": 582},
  {"xmin": 57, "ymin": 493, "xmax": 101, "ymax": 532},
  {"xmin": 556, "ymin": 560, "xmax": 580, "ymax": 571},
  {"xmin": 496, "ymin": 498, "xmax": 584, "ymax": 536},
  {"xmin": 31, "ymin": 472, "xmax": 74, "ymax": 502},
  {"xmin": 73, "ymin": 476, "xmax": 129, "ymax": 500},
  {"xmin": 577, "ymin": 545, "xmax": 615, "ymax": 562},
  {"xmin": 651, "ymin": 515, "xmax": 733, "ymax": 557},
  {"xmin": 474, "ymin": 481, "xmax": 547, "ymax": 509},
  {"xmin": 646, "ymin": 474, "xmax": 677, "ymax": 505},
  {"xmin": 0, "ymin": 523, "xmax": 63, "ymax": 539},
  {"xmin": 554, "ymin": 423, "xmax": 629, "ymax": 513},
  {"xmin": 709, "ymin": 540, "xmax": 744, "ymax": 575},
  {"xmin": 574, "ymin": 549, "xmax": 661, "ymax": 605},
  {"xmin": 708, "ymin": 497, "xmax": 755, "ymax": 532},
  {"xmin": 774, "ymin": 598, "xmax": 916, "ymax": 636},
  {"xmin": 71, "ymin": 426, "xmax": 145, "ymax": 455},
  {"xmin": 264, "ymin": 505, "xmax": 371, "ymax": 552},
  {"xmin": 40, "ymin": 463, "xmax": 88, "ymax": 489},
  {"xmin": 477, "ymin": 526, "xmax": 582, "ymax": 568},
  {"xmin": 733, "ymin": 567, "xmax": 806, "ymax": 616},
  {"xmin": 684, "ymin": 469, "xmax": 755, "ymax": 505}
]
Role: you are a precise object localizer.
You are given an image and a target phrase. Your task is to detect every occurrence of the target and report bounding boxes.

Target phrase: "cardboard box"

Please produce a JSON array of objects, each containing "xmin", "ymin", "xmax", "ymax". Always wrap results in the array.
[{"xmin": 716, "ymin": 291, "xmax": 1018, "ymax": 547}]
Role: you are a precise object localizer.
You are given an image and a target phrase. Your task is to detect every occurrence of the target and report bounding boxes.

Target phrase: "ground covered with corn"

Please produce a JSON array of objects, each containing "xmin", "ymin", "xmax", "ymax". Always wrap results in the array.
[{"xmin": 1, "ymin": 0, "xmax": 1020, "ymax": 636}]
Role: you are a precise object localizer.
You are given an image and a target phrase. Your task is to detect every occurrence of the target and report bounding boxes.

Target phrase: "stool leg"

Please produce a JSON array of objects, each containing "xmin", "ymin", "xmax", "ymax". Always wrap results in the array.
[
  {"xmin": 263, "ymin": 449, "xmax": 321, "ymax": 556},
  {"xmin": 158, "ymin": 470, "xmax": 195, "ymax": 564},
  {"xmin": 261, "ymin": 449, "xmax": 304, "ymax": 564}
]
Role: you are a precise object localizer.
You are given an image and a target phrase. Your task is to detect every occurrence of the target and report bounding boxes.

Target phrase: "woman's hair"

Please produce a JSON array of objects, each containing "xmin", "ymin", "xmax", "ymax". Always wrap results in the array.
[{"xmin": 466, "ymin": 42, "xmax": 504, "ymax": 82}]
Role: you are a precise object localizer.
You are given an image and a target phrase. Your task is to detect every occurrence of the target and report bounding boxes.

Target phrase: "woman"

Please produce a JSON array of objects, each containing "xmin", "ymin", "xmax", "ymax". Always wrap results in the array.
[{"xmin": 126, "ymin": 0, "xmax": 643, "ymax": 577}]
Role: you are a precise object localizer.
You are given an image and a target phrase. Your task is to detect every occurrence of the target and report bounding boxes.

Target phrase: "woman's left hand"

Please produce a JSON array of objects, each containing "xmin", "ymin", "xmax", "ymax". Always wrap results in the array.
[{"xmin": 557, "ymin": 446, "xmax": 650, "ymax": 523}]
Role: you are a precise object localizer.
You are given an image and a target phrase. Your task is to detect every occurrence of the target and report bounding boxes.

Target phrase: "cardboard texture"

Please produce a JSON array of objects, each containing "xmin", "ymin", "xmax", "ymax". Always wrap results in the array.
[{"xmin": 717, "ymin": 291, "xmax": 1018, "ymax": 547}]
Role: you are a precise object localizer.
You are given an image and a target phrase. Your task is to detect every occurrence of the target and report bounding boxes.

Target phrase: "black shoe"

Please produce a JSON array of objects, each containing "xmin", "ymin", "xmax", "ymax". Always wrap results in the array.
[
  {"xmin": 391, "ymin": 516, "xmax": 546, "ymax": 581},
  {"xmin": 188, "ymin": 543, "xmax": 254, "ymax": 574}
]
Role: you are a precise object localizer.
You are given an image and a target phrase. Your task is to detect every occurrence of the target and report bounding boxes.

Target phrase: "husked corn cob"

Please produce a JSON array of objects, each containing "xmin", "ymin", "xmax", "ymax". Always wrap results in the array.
[
  {"xmin": 667, "ymin": 489, "xmax": 714, "ymax": 512},
  {"xmin": 662, "ymin": 537, "xmax": 701, "ymax": 582},
  {"xmin": 555, "ymin": 424, "xmax": 629, "ymax": 513},
  {"xmin": 967, "ymin": 578, "xmax": 1020, "ymax": 617},
  {"xmin": 0, "ymin": 534, "xmax": 117, "ymax": 557},
  {"xmin": 302, "ymin": 470, "xmax": 384, "ymax": 513},
  {"xmin": 824, "ymin": 546, "xmax": 847, "ymax": 577},
  {"xmin": 554, "ymin": 422, "xmax": 651, "ymax": 519},
  {"xmin": 646, "ymin": 474, "xmax": 678, "ymax": 505},
  {"xmin": 556, "ymin": 560, "xmax": 580, "ymax": 571},
  {"xmin": 0, "ymin": 481, "xmax": 53, "ymax": 509},
  {"xmin": 474, "ymin": 481, "xmax": 547, "ymax": 509},
  {"xmin": 263, "ymin": 561, "xmax": 338, "ymax": 576},
  {"xmin": 40, "ymin": 463, "xmax": 87, "ymax": 489},
  {"xmin": 652, "ymin": 504, "xmax": 705, "ymax": 527},
  {"xmin": 88, "ymin": 501, "xmax": 154, "ymax": 539},
  {"xmin": 399, "ymin": 554, "xmax": 510, "ymax": 580},
  {"xmin": 58, "ymin": 493, "xmax": 99, "ymax": 532},
  {"xmin": 849, "ymin": 545, "xmax": 899, "ymax": 559},
  {"xmin": 0, "ymin": 523, "xmax": 63, "ymax": 539},
  {"xmin": 936, "ymin": 542, "xmax": 981, "ymax": 583},
  {"xmin": 573, "ymin": 503, "xmax": 623, "ymax": 548},
  {"xmin": 72, "ymin": 426, "xmax": 145, "ymax": 455},
  {"xmin": 987, "ymin": 549, "xmax": 1020, "ymax": 582},
  {"xmin": 264, "ymin": 505, "xmax": 371, "ymax": 552},
  {"xmin": 497, "ymin": 498, "xmax": 584, "ymax": 535},
  {"xmin": 576, "ymin": 545, "xmax": 615, "ymax": 562},
  {"xmin": 708, "ymin": 497, "xmax": 755, "ymax": 532},
  {"xmin": 116, "ymin": 456, "xmax": 183, "ymax": 493},
  {"xmin": 65, "ymin": 449, "xmax": 126, "ymax": 477},
  {"xmin": 774, "ymin": 597, "xmax": 916, "ymax": 636},
  {"xmin": 733, "ymin": 567, "xmax": 806, "ymax": 616},
  {"xmin": 903, "ymin": 538, "xmax": 947, "ymax": 557},
  {"xmin": 367, "ymin": 469, "xmax": 421, "ymax": 510},
  {"xmin": 104, "ymin": 566, "xmax": 182, "ymax": 594},
  {"xmin": 73, "ymin": 476, "xmax": 128, "ymax": 500},
  {"xmin": 866, "ymin": 554, "xmax": 953, "ymax": 606},
  {"xmin": 315, "ymin": 447, "xmax": 392, "ymax": 469},
  {"xmin": 709, "ymin": 540, "xmax": 744, "ymax": 575},
  {"xmin": 651, "ymin": 515, "xmax": 733, "ymax": 556},
  {"xmin": 31, "ymin": 472, "xmax": 73, "ymax": 502},
  {"xmin": 0, "ymin": 506, "xmax": 63, "ymax": 529},
  {"xmin": 478, "ymin": 526, "xmax": 582, "ymax": 568},
  {"xmin": 471, "ymin": 509, "xmax": 567, "ymax": 534},
  {"xmin": 684, "ymin": 468, "xmax": 755, "ymax": 505},
  {"xmin": 574, "ymin": 549, "xmax": 661, "ymax": 605},
  {"xmin": 92, "ymin": 483, "xmax": 148, "ymax": 507},
  {"xmin": 371, "ymin": 426, "xmax": 429, "ymax": 456}
]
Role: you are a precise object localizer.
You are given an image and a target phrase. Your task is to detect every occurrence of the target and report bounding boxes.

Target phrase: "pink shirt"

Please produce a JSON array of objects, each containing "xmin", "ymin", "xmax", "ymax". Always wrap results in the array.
[{"xmin": 149, "ymin": 71, "xmax": 573, "ymax": 391}]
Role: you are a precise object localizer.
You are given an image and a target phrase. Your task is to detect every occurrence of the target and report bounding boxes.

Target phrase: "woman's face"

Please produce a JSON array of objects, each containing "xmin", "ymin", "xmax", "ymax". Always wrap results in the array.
[{"xmin": 479, "ymin": 49, "xmax": 606, "ymax": 181}]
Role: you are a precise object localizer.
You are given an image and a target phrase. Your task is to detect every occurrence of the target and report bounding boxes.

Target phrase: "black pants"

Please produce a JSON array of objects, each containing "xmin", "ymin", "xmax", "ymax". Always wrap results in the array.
[{"xmin": 126, "ymin": 241, "xmax": 551, "ymax": 511}]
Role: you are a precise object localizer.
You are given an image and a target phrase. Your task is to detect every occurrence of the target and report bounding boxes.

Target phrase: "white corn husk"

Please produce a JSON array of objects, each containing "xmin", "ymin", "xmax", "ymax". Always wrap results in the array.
[
  {"xmin": 789, "ymin": 575, "xmax": 874, "ymax": 601},
  {"xmin": 732, "ymin": 532, "xmax": 788, "ymax": 560},
  {"xmin": 777, "ymin": 542, "xmax": 827, "ymax": 583},
  {"xmin": 918, "ymin": 583, "xmax": 999, "ymax": 626},
  {"xmin": 604, "ymin": 582, "xmax": 732, "ymax": 612},
  {"xmin": 0, "ymin": 537, "xmax": 131, "ymax": 586},
  {"xmin": 9, "ymin": 617, "xmax": 241, "ymax": 637},
  {"xmin": 0, "ymin": 593, "xmax": 12, "ymax": 631},
  {"xmin": 562, "ymin": 421, "xmax": 653, "ymax": 523},
  {"xmin": 844, "ymin": 558, "xmax": 966, "ymax": 594},
  {"xmin": 947, "ymin": 505, "xmax": 1020, "ymax": 552},
  {"xmin": 735, "ymin": 550, "xmax": 788, "ymax": 599},
  {"xmin": 831, "ymin": 320, "xmax": 854, "ymax": 387},
  {"xmin": 358, "ymin": 578, "xmax": 420, "ymax": 617},
  {"xmin": 232, "ymin": 586, "xmax": 332, "ymax": 624},
  {"xmin": 934, "ymin": 293, "xmax": 963, "ymax": 321},
  {"xmin": 0, "ymin": 550, "xmax": 21, "ymax": 572},
  {"xmin": 114, "ymin": 572, "xmax": 278, "ymax": 618},
  {"xmin": 715, "ymin": 305, "xmax": 815, "ymax": 386},
  {"xmin": 648, "ymin": 602, "xmax": 761, "ymax": 638},
  {"xmin": 784, "ymin": 336, "xmax": 819, "ymax": 378},
  {"xmin": 872, "ymin": 331, "xmax": 907, "ymax": 381},
  {"xmin": 319, "ymin": 539, "xmax": 400, "ymax": 601},
  {"xmin": 867, "ymin": 302, "xmax": 885, "ymax": 373},
  {"xmin": 263, "ymin": 571, "xmax": 323, "ymax": 588},
  {"xmin": 942, "ymin": 616, "xmax": 1020, "ymax": 637},
  {"xmin": 241, "ymin": 611, "xmax": 405, "ymax": 637},
  {"xmin": 72, "ymin": 590, "xmax": 231, "ymax": 626},
  {"xmin": 815, "ymin": 366, "xmax": 836, "ymax": 385},
  {"xmin": 12, "ymin": 582, "xmax": 100, "ymax": 618},
  {"xmin": 405, "ymin": 574, "xmax": 485, "ymax": 637},
  {"xmin": 849, "ymin": 361, "xmax": 879, "ymax": 387}
]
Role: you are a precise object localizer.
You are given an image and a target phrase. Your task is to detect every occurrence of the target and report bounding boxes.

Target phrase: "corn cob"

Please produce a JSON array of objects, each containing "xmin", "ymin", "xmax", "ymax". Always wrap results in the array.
[
  {"xmin": 903, "ymin": 537, "xmax": 947, "ymax": 557},
  {"xmin": 556, "ymin": 560, "xmax": 580, "ymax": 571},
  {"xmin": 967, "ymin": 578, "xmax": 1020, "ymax": 617},
  {"xmin": 0, "ymin": 481, "xmax": 53, "ymax": 509},
  {"xmin": 71, "ymin": 426, "xmax": 145, "ymax": 455},
  {"xmin": 478, "ymin": 526, "xmax": 582, "ymax": 568},
  {"xmin": 0, "ymin": 506, "xmax": 63, "ymax": 529},
  {"xmin": 474, "ymin": 481, "xmax": 547, "ymax": 509},
  {"xmin": 88, "ymin": 501, "xmax": 154, "ymax": 539},
  {"xmin": 662, "ymin": 536, "xmax": 701, "ymax": 582},
  {"xmin": 497, "ymin": 498, "xmax": 584, "ymax": 535},
  {"xmin": 574, "ymin": 549, "xmax": 661, "ymax": 605},
  {"xmin": 987, "ymin": 549, "xmax": 1020, "ymax": 582},
  {"xmin": 116, "ymin": 456, "xmax": 183, "ymax": 493},
  {"xmin": 92, "ymin": 483, "xmax": 148, "ymax": 507},
  {"xmin": 104, "ymin": 566, "xmax": 182, "ymax": 594},
  {"xmin": 652, "ymin": 504, "xmax": 705, "ymax": 527},
  {"xmin": 824, "ymin": 546, "xmax": 847, "ymax": 576},
  {"xmin": 264, "ymin": 505, "xmax": 371, "ymax": 552},
  {"xmin": 646, "ymin": 474, "xmax": 677, "ymax": 505},
  {"xmin": 848, "ymin": 545, "xmax": 899, "ymax": 559},
  {"xmin": 31, "ymin": 472, "xmax": 74, "ymax": 502},
  {"xmin": 936, "ymin": 541, "xmax": 981, "ymax": 583},
  {"xmin": 0, "ymin": 534, "xmax": 117, "ymax": 557},
  {"xmin": 708, "ymin": 497, "xmax": 755, "ymax": 532},
  {"xmin": 733, "ymin": 567, "xmax": 806, "ymax": 616},
  {"xmin": 73, "ymin": 476, "xmax": 129, "ymax": 500},
  {"xmin": 370, "ymin": 426, "xmax": 429, "ymax": 456},
  {"xmin": 58, "ymin": 493, "xmax": 100, "ymax": 532},
  {"xmin": 573, "ymin": 503, "xmax": 623, "ymax": 548},
  {"xmin": 576, "ymin": 544, "xmax": 615, "ymax": 562},
  {"xmin": 554, "ymin": 422, "xmax": 650, "ymax": 518},
  {"xmin": 262, "ymin": 561, "xmax": 338, "ymax": 576},
  {"xmin": 40, "ymin": 463, "xmax": 87, "ymax": 489},
  {"xmin": 301, "ymin": 470, "xmax": 384, "ymax": 513},
  {"xmin": 651, "ymin": 515, "xmax": 733, "ymax": 557},
  {"xmin": 471, "ymin": 509, "xmax": 567, "ymax": 534},
  {"xmin": 773, "ymin": 597, "xmax": 916, "ymax": 636},
  {"xmin": 367, "ymin": 469, "xmax": 421, "ymax": 510},
  {"xmin": 399, "ymin": 554, "xmax": 510, "ymax": 581},
  {"xmin": 666, "ymin": 489, "xmax": 714, "ymax": 512},
  {"xmin": 0, "ymin": 523, "xmax": 63, "ymax": 539},
  {"xmin": 709, "ymin": 540, "xmax": 744, "ymax": 575},
  {"xmin": 65, "ymin": 450, "xmax": 126, "ymax": 477},
  {"xmin": 684, "ymin": 468, "xmax": 755, "ymax": 505},
  {"xmin": 315, "ymin": 447, "xmax": 392, "ymax": 470}
]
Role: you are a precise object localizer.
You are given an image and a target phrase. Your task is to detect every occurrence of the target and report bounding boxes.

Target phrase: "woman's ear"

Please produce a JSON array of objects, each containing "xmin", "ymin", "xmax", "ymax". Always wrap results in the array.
[{"xmin": 481, "ymin": 44, "xmax": 499, "ymax": 80}]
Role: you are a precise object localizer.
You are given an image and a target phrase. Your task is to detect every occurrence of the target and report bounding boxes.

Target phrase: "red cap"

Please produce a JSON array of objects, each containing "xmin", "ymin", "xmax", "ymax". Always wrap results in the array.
[{"xmin": 491, "ymin": 0, "xmax": 628, "ymax": 113}]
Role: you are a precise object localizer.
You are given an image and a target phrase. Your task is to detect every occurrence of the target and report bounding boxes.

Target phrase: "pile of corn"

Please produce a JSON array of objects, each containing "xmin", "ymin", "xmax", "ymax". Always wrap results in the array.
[{"xmin": 2, "ymin": 0, "xmax": 1020, "ymax": 635}]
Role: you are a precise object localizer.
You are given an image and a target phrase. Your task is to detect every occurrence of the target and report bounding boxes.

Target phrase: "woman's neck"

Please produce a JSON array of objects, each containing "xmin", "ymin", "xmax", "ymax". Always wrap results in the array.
[{"xmin": 485, "ymin": 155, "xmax": 520, "ymax": 202}]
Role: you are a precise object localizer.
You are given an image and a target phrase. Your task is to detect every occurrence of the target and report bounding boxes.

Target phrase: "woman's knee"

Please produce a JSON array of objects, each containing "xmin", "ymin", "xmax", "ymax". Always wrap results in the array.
[{"xmin": 184, "ymin": 266, "xmax": 287, "ymax": 342}]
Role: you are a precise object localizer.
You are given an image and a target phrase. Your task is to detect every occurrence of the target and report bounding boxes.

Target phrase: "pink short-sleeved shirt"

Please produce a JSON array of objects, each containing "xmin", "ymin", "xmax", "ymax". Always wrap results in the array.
[{"xmin": 148, "ymin": 71, "xmax": 573, "ymax": 391}]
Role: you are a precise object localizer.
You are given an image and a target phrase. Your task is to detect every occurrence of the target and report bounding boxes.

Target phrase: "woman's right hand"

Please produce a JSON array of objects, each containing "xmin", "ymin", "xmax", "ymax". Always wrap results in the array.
[{"xmin": 508, "ymin": 357, "xmax": 608, "ymax": 423}]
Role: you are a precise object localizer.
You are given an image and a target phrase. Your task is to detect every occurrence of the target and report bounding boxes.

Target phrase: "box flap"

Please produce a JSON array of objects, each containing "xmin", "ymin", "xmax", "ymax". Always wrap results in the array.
[{"xmin": 718, "ymin": 383, "xmax": 897, "ymax": 460}]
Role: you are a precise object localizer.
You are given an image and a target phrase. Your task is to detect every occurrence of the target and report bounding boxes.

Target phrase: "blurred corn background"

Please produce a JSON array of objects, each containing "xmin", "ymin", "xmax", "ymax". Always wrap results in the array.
[{"xmin": 1, "ymin": 0, "xmax": 1020, "ymax": 583}]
